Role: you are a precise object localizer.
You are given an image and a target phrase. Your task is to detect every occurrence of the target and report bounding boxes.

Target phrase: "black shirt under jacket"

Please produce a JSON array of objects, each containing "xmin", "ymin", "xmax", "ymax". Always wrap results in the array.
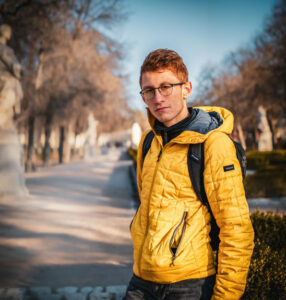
[{"xmin": 154, "ymin": 107, "xmax": 196, "ymax": 146}]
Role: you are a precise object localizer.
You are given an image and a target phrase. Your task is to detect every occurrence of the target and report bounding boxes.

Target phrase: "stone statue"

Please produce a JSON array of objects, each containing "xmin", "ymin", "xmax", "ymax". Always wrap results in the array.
[
  {"xmin": 0, "ymin": 24, "xmax": 27, "ymax": 196},
  {"xmin": 84, "ymin": 112, "xmax": 98, "ymax": 162},
  {"xmin": 257, "ymin": 105, "xmax": 273, "ymax": 151},
  {"xmin": 0, "ymin": 24, "xmax": 23, "ymax": 130},
  {"xmin": 131, "ymin": 122, "xmax": 142, "ymax": 149}
]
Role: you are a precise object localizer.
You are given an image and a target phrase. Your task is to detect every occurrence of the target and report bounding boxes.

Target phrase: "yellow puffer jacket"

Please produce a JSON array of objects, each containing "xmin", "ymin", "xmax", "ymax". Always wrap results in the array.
[{"xmin": 130, "ymin": 106, "xmax": 254, "ymax": 299}]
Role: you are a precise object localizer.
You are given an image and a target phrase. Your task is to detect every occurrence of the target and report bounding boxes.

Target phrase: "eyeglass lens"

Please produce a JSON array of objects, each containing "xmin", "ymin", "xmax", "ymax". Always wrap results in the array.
[{"xmin": 143, "ymin": 85, "xmax": 173, "ymax": 100}]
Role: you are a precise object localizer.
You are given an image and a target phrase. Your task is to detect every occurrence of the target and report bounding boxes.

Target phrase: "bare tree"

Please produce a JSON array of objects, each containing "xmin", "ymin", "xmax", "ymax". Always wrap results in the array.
[
  {"xmin": 193, "ymin": 0, "xmax": 286, "ymax": 149},
  {"xmin": 0, "ymin": 0, "xmax": 130, "ymax": 166}
]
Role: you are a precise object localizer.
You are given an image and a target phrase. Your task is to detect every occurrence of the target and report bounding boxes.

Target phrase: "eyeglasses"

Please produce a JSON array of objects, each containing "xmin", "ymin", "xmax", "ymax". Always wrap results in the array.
[{"xmin": 140, "ymin": 82, "xmax": 185, "ymax": 101}]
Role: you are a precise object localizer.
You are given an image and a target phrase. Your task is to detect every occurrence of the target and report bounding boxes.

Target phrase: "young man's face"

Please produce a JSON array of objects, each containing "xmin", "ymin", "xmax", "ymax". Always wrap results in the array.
[{"xmin": 141, "ymin": 69, "xmax": 192, "ymax": 127}]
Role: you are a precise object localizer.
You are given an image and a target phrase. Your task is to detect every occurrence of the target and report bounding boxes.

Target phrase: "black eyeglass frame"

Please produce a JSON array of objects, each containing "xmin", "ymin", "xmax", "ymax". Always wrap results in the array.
[{"xmin": 140, "ymin": 82, "xmax": 186, "ymax": 100}]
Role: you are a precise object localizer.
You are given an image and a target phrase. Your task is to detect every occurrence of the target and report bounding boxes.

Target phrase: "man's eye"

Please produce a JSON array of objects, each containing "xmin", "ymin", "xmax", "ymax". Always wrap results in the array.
[
  {"xmin": 160, "ymin": 85, "xmax": 172, "ymax": 91},
  {"xmin": 143, "ymin": 89, "xmax": 154, "ymax": 94}
]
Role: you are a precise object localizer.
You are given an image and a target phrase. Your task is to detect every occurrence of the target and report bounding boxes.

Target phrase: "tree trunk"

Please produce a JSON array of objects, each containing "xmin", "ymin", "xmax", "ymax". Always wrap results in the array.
[
  {"xmin": 237, "ymin": 121, "xmax": 247, "ymax": 150},
  {"xmin": 63, "ymin": 122, "xmax": 72, "ymax": 163},
  {"xmin": 43, "ymin": 115, "xmax": 52, "ymax": 165},
  {"xmin": 25, "ymin": 116, "xmax": 35, "ymax": 172},
  {"xmin": 58, "ymin": 126, "xmax": 65, "ymax": 164}
]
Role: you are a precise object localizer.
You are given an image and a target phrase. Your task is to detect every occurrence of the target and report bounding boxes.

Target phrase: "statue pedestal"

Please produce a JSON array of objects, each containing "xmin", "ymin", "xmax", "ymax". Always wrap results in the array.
[
  {"xmin": 83, "ymin": 143, "xmax": 96, "ymax": 162},
  {"xmin": 0, "ymin": 129, "xmax": 28, "ymax": 196},
  {"xmin": 258, "ymin": 131, "xmax": 273, "ymax": 151}
]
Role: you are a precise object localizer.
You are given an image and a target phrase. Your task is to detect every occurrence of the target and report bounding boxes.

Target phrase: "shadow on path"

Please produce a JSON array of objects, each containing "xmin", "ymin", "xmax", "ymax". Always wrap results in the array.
[{"xmin": 0, "ymin": 149, "xmax": 135, "ymax": 287}]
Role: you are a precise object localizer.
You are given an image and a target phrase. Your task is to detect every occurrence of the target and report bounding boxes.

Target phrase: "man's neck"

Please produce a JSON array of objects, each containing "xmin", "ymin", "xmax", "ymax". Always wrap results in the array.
[
  {"xmin": 163, "ymin": 110, "xmax": 190, "ymax": 128},
  {"xmin": 154, "ymin": 107, "xmax": 195, "ymax": 145}
]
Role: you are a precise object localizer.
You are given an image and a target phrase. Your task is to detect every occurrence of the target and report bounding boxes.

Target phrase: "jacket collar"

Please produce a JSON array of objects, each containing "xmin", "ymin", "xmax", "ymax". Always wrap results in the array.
[
  {"xmin": 147, "ymin": 106, "xmax": 234, "ymax": 145},
  {"xmin": 154, "ymin": 108, "xmax": 196, "ymax": 146}
]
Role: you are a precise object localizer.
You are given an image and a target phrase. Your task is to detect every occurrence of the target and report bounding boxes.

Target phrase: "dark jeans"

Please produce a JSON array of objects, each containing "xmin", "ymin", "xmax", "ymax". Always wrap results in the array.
[{"xmin": 123, "ymin": 274, "xmax": 215, "ymax": 300}]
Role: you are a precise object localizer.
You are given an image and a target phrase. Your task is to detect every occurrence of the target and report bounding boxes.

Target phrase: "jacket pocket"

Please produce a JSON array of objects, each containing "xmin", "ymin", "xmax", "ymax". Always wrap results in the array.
[{"xmin": 169, "ymin": 211, "xmax": 188, "ymax": 266}]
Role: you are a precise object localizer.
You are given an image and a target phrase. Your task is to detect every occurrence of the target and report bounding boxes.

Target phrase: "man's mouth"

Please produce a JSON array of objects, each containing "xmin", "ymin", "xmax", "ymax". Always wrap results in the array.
[{"xmin": 155, "ymin": 107, "xmax": 168, "ymax": 112}]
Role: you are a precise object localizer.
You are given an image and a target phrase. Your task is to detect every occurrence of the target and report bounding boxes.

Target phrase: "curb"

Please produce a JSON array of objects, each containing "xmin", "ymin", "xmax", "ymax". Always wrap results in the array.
[{"xmin": 0, "ymin": 285, "xmax": 127, "ymax": 300}]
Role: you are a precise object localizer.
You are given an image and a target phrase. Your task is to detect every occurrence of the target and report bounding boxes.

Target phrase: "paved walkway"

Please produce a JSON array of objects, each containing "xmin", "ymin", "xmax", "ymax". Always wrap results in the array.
[{"xmin": 0, "ymin": 149, "xmax": 134, "ymax": 298}]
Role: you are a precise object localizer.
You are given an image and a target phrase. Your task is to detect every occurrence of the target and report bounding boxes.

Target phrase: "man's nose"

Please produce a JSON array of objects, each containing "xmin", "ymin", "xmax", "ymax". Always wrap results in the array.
[{"xmin": 153, "ymin": 88, "xmax": 163, "ymax": 102}]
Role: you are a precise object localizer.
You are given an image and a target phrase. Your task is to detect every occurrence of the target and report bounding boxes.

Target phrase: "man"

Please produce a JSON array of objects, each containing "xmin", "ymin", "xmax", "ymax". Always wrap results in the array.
[{"xmin": 125, "ymin": 49, "xmax": 254, "ymax": 300}]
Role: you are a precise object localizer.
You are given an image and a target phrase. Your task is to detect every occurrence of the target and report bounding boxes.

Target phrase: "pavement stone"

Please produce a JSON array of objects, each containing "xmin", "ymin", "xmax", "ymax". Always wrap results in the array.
[
  {"xmin": 56, "ymin": 287, "xmax": 78, "ymax": 295},
  {"xmin": 62, "ymin": 294, "xmax": 86, "ymax": 300},
  {"xmin": 79, "ymin": 287, "xmax": 93, "ymax": 294},
  {"xmin": 0, "ymin": 288, "xmax": 26, "ymax": 300},
  {"xmin": 33, "ymin": 294, "xmax": 63, "ymax": 300},
  {"xmin": 0, "ymin": 286, "xmax": 126, "ymax": 300},
  {"xmin": 30, "ymin": 287, "xmax": 52, "ymax": 295},
  {"xmin": 89, "ymin": 291, "xmax": 110, "ymax": 300},
  {"xmin": 92, "ymin": 287, "xmax": 104, "ymax": 294},
  {"xmin": 106, "ymin": 286, "xmax": 126, "ymax": 300}
]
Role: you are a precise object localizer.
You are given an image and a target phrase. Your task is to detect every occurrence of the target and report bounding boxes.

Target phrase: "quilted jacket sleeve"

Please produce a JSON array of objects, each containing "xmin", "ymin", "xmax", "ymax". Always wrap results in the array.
[{"xmin": 204, "ymin": 132, "xmax": 254, "ymax": 300}]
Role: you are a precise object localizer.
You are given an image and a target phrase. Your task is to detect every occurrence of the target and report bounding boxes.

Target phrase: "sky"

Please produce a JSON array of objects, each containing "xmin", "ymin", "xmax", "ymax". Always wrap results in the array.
[{"xmin": 108, "ymin": 0, "xmax": 277, "ymax": 111}]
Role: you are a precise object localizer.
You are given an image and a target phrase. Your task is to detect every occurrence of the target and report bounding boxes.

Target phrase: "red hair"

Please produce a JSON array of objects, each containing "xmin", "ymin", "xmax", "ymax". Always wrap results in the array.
[{"xmin": 140, "ymin": 49, "xmax": 188, "ymax": 85}]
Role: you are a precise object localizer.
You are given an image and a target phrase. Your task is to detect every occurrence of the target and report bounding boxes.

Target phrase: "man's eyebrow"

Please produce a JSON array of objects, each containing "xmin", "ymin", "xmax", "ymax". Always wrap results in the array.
[
  {"xmin": 141, "ymin": 85, "xmax": 154, "ymax": 90},
  {"xmin": 142, "ymin": 82, "xmax": 171, "ymax": 89}
]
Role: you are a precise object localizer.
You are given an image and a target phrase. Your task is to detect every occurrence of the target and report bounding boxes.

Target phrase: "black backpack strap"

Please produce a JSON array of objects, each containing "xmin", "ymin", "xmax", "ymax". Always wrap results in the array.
[
  {"xmin": 232, "ymin": 140, "xmax": 247, "ymax": 181},
  {"xmin": 142, "ymin": 130, "xmax": 155, "ymax": 164},
  {"xmin": 187, "ymin": 143, "xmax": 208, "ymax": 206},
  {"xmin": 187, "ymin": 142, "xmax": 220, "ymax": 251}
]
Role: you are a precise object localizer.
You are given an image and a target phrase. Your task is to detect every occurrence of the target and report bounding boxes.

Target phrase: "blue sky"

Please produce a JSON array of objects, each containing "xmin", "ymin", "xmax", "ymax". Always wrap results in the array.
[{"xmin": 109, "ymin": 0, "xmax": 277, "ymax": 111}]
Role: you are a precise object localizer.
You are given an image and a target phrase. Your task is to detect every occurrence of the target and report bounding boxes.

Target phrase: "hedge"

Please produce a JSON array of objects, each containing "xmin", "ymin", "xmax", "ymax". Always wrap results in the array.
[
  {"xmin": 245, "ymin": 150, "xmax": 286, "ymax": 198},
  {"xmin": 245, "ymin": 169, "xmax": 286, "ymax": 198},
  {"xmin": 243, "ymin": 211, "xmax": 286, "ymax": 299},
  {"xmin": 246, "ymin": 150, "xmax": 286, "ymax": 170}
]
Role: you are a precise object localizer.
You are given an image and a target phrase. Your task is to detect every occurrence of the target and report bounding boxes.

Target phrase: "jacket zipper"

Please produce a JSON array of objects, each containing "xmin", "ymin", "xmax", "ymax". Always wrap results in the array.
[
  {"xmin": 138, "ymin": 145, "xmax": 164, "ymax": 276},
  {"xmin": 169, "ymin": 211, "xmax": 188, "ymax": 266}
]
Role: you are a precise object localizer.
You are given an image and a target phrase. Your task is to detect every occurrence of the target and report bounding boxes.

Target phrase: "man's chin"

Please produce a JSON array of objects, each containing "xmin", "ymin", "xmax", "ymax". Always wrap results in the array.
[{"xmin": 155, "ymin": 115, "xmax": 172, "ymax": 125}]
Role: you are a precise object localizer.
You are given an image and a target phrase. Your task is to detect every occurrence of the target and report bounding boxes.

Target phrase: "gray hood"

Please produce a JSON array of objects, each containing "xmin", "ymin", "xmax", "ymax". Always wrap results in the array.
[{"xmin": 186, "ymin": 108, "xmax": 223, "ymax": 134}]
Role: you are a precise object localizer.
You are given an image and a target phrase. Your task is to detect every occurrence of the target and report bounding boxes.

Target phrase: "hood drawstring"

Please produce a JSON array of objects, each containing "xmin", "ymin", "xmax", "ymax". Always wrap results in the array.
[{"xmin": 163, "ymin": 130, "xmax": 168, "ymax": 146}]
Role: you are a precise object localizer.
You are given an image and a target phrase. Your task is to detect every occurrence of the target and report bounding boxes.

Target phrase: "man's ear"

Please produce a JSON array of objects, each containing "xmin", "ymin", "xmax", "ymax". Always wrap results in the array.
[{"xmin": 183, "ymin": 81, "xmax": 192, "ymax": 99}]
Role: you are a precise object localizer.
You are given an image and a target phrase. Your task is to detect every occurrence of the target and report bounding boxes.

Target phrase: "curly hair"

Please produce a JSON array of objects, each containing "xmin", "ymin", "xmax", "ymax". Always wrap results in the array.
[{"xmin": 140, "ymin": 49, "xmax": 188, "ymax": 85}]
